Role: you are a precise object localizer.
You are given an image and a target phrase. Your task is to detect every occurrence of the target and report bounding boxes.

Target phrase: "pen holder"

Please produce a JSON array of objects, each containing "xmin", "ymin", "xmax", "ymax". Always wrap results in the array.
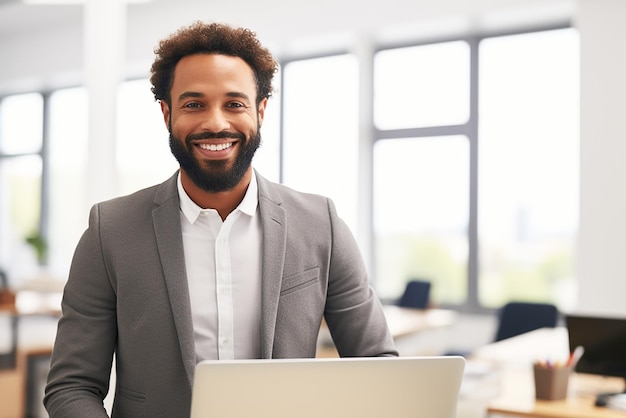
[{"xmin": 533, "ymin": 363, "xmax": 573, "ymax": 400}]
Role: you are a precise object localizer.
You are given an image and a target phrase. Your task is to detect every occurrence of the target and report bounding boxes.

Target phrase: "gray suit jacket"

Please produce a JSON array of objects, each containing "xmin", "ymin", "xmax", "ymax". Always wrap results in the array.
[{"xmin": 45, "ymin": 171, "xmax": 397, "ymax": 418}]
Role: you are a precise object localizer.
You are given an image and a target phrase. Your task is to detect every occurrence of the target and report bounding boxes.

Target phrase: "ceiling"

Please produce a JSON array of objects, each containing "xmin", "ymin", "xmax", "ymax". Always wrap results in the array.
[
  {"xmin": 0, "ymin": 0, "xmax": 577, "ymax": 44},
  {"xmin": 0, "ymin": 0, "xmax": 576, "ymax": 95}
]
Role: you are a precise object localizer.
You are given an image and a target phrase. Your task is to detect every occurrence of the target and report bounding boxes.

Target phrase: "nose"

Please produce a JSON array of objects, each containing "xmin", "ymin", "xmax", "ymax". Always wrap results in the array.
[{"xmin": 200, "ymin": 107, "xmax": 230, "ymax": 133}]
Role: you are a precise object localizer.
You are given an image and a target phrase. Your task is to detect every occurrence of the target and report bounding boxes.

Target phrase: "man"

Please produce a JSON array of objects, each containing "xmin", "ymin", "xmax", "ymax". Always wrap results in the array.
[{"xmin": 45, "ymin": 21, "xmax": 397, "ymax": 418}]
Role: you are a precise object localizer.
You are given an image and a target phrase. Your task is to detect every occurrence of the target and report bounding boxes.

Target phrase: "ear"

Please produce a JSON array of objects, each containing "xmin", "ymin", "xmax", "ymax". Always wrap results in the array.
[
  {"xmin": 160, "ymin": 100, "xmax": 171, "ymax": 130},
  {"xmin": 257, "ymin": 97, "xmax": 268, "ymax": 127}
]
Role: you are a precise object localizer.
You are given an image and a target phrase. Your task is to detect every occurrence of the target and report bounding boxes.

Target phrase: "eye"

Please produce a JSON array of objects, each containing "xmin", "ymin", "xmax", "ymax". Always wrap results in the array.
[
  {"xmin": 183, "ymin": 101, "xmax": 202, "ymax": 109},
  {"xmin": 225, "ymin": 101, "xmax": 245, "ymax": 109}
]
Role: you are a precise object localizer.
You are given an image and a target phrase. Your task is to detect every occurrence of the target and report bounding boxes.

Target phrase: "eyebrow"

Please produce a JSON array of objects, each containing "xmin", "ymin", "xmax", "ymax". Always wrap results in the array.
[
  {"xmin": 177, "ymin": 91, "xmax": 204, "ymax": 102},
  {"xmin": 176, "ymin": 91, "xmax": 252, "ymax": 102},
  {"xmin": 225, "ymin": 91, "xmax": 251, "ymax": 102}
]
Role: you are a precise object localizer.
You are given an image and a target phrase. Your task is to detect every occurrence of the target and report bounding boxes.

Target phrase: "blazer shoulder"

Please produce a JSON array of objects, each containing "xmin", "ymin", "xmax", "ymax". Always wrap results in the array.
[
  {"xmin": 93, "ymin": 172, "xmax": 178, "ymax": 223},
  {"xmin": 256, "ymin": 171, "xmax": 331, "ymax": 213}
]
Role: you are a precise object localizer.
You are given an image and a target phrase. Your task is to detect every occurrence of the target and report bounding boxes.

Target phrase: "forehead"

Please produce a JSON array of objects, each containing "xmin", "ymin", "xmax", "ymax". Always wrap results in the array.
[{"xmin": 171, "ymin": 54, "xmax": 257, "ymax": 98}]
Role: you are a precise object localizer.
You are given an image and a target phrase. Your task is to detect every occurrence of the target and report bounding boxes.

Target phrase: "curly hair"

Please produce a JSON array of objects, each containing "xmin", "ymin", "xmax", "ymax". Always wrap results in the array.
[{"xmin": 150, "ymin": 21, "xmax": 278, "ymax": 106}]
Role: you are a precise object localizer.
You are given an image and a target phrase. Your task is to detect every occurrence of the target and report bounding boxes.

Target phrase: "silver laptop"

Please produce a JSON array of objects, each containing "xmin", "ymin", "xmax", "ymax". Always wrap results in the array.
[{"xmin": 190, "ymin": 356, "xmax": 465, "ymax": 418}]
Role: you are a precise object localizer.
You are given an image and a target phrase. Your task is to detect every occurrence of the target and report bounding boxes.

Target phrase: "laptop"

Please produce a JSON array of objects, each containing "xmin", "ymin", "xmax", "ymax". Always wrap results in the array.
[{"xmin": 190, "ymin": 356, "xmax": 465, "ymax": 418}]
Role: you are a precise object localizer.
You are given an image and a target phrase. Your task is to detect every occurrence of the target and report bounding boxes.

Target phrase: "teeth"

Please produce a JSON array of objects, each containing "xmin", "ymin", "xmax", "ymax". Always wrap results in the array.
[{"xmin": 199, "ymin": 142, "xmax": 233, "ymax": 151}]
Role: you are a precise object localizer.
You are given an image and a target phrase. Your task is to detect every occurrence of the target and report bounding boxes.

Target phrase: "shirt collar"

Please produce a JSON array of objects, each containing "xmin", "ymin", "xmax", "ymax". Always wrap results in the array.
[{"xmin": 177, "ymin": 170, "xmax": 259, "ymax": 224}]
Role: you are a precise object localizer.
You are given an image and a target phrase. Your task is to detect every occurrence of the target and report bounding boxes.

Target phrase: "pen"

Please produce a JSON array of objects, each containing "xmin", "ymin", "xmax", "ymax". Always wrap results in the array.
[{"xmin": 567, "ymin": 345, "xmax": 584, "ymax": 367}]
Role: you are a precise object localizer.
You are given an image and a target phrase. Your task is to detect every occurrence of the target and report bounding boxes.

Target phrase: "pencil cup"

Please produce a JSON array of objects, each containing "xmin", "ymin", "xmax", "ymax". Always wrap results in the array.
[{"xmin": 533, "ymin": 364, "xmax": 573, "ymax": 400}]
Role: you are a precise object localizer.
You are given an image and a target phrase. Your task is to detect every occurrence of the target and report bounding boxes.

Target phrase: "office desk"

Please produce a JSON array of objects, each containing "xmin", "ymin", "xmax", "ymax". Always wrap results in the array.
[
  {"xmin": 470, "ymin": 328, "xmax": 626, "ymax": 418},
  {"xmin": 316, "ymin": 306, "xmax": 456, "ymax": 358},
  {"xmin": 0, "ymin": 289, "xmax": 60, "ymax": 418}
]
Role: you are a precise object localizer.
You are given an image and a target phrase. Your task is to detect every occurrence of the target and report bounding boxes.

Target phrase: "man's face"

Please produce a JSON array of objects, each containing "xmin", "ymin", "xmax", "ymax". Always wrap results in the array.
[{"xmin": 161, "ymin": 54, "xmax": 267, "ymax": 193}]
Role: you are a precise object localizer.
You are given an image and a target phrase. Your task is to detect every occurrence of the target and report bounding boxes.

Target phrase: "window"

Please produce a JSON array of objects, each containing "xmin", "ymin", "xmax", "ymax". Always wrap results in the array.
[
  {"xmin": 373, "ymin": 136, "xmax": 469, "ymax": 303},
  {"xmin": 0, "ymin": 93, "xmax": 44, "ymax": 285},
  {"xmin": 371, "ymin": 28, "xmax": 579, "ymax": 310},
  {"xmin": 116, "ymin": 79, "xmax": 178, "ymax": 195},
  {"xmin": 374, "ymin": 41, "xmax": 470, "ymax": 129},
  {"xmin": 478, "ymin": 28, "xmax": 579, "ymax": 309},
  {"xmin": 372, "ymin": 41, "xmax": 471, "ymax": 303},
  {"xmin": 0, "ymin": 93, "xmax": 44, "ymax": 155},
  {"xmin": 281, "ymin": 54, "xmax": 360, "ymax": 233},
  {"xmin": 253, "ymin": 65, "xmax": 282, "ymax": 183},
  {"xmin": 47, "ymin": 87, "xmax": 89, "ymax": 277},
  {"xmin": 0, "ymin": 26, "xmax": 579, "ymax": 313}
]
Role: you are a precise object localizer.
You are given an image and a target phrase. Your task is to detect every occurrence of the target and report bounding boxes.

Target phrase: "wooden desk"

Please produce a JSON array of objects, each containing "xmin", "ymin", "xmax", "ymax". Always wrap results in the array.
[
  {"xmin": 470, "ymin": 328, "xmax": 626, "ymax": 418},
  {"xmin": 0, "ymin": 346, "xmax": 53, "ymax": 418},
  {"xmin": 382, "ymin": 305, "xmax": 457, "ymax": 338},
  {"xmin": 486, "ymin": 366, "xmax": 625, "ymax": 418},
  {"xmin": 1, "ymin": 289, "xmax": 60, "ymax": 417},
  {"xmin": 473, "ymin": 327, "xmax": 570, "ymax": 366},
  {"xmin": 14, "ymin": 289, "xmax": 62, "ymax": 317},
  {"xmin": 317, "ymin": 306, "xmax": 456, "ymax": 358}
]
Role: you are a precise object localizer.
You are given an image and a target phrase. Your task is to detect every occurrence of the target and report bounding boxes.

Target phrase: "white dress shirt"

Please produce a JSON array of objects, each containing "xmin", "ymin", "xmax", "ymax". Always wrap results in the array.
[{"xmin": 178, "ymin": 172, "xmax": 262, "ymax": 362}]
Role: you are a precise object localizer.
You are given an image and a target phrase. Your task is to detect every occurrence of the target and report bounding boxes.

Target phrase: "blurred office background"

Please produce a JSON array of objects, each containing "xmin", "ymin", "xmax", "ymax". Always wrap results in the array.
[{"xmin": 1, "ymin": 0, "xmax": 625, "ymax": 414}]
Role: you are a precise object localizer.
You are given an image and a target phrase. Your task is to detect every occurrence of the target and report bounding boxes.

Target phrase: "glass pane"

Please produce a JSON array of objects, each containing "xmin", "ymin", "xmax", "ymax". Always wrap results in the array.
[
  {"xmin": 282, "ymin": 55, "xmax": 359, "ymax": 233},
  {"xmin": 48, "ymin": 87, "xmax": 89, "ymax": 278},
  {"xmin": 116, "ymin": 79, "xmax": 178, "ymax": 194},
  {"xmin": 0, "ymin": 156, "xmax": 42, "ymax": 284},
  {"xmin": 374, "ymin": 41, "xmax": 470, "ymax": 130},
  {"xmin": 478, "ymin": 28, "xmax": 580, "ymax": 310},
  {"xmin": 253, "ymin": 65, "xmax": 281, "ymax": 183},
  {"xmin": 0, "ymin": 93, "xmax": 43, "ymax": 154},
  {"xmin": 373, "ymin": 136, "xmax": 469, "ymax": 304}
]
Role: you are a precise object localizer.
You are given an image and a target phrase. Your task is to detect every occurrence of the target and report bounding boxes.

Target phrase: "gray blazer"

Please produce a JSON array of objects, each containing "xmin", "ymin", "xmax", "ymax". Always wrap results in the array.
[{"xmin": 45, "ymin": 171, "xmax": 397, "ymax": 418}]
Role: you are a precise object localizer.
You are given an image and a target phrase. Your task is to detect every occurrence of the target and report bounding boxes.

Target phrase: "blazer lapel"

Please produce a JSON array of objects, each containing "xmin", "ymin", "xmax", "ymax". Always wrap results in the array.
[
  {"xmin": 148, "ymin": 172, "xmax": 286, "ymax": 370},
  {"xmin": 256, "ymin": 173, "xmax": 287, "ymax": 359},
  {"xmin": 152, "ymin": 173, "xmax": 196, "ymax": 385}
]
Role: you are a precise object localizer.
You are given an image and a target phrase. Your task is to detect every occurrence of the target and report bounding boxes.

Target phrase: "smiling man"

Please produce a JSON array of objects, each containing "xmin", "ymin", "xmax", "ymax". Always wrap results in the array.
[
  {"xmin": 44, "ymin": 21, "xmax": 397, "ymax": 418},
  {"xmin": 166, "ymin": 53, "xmax": 263, "ymax": 210}
]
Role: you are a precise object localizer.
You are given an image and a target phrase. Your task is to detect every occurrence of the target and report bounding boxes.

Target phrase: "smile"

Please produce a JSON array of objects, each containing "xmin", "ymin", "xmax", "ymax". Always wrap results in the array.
[{"xmin": 198, "ymin": 142, "xmax": 233, "ymax": 151}]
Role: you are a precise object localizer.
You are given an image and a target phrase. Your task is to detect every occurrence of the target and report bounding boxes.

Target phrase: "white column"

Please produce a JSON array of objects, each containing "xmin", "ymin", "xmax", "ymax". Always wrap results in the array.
[
  {"xmin": 83, "ymin": 0, "xmax": 127, "ymax": 207},
  {"xmin": 354, "ymin": 35, "xmax": 375, "ymax": 279},
  {"xmin": 576, "ymin": 0, "xmax": 626, "ymax": 315}
]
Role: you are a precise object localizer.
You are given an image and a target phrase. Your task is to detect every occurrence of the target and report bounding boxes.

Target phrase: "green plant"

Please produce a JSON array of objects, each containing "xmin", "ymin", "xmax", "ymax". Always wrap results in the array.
[{"xmin": 26, "ymin": 230, "xmax": 47, "ymax": 265}]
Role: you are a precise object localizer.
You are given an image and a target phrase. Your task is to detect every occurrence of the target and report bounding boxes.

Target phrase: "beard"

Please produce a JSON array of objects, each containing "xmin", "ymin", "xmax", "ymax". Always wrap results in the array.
[{"xmin": 169, "ymin": 127, "xmax": 261, "ymax": 193}]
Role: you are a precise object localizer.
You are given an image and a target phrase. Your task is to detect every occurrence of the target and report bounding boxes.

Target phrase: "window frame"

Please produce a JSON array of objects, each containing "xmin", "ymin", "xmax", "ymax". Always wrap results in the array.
[
  {"xmin": 370, "ymin": 22, "xmax": 574, "ymax": 314},
  {"xmin": 0, "ymin": 91, "xmax": 51, "ymax": 267},
  {"xmin": 0, "ymin": 22, "xmax": 576, "ymax": 315}
]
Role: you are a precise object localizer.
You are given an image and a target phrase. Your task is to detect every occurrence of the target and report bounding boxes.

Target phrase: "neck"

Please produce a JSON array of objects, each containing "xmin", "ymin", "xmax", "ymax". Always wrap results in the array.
[{"xmin": 180, "ymin": 168, "xmax": 253, "ymax": 221}]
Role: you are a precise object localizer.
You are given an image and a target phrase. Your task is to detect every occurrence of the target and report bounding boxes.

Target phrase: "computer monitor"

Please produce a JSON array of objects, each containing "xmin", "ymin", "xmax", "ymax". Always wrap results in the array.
[{"xmin": 566, "ymin": 314, "xmax": 626, "ymax": 401}]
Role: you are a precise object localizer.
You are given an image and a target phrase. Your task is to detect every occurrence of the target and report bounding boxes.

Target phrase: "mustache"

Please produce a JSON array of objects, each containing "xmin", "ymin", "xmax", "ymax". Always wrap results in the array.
[{"xmin": 186, "ymin": 131, "xmax": 245, "ymax": 142}]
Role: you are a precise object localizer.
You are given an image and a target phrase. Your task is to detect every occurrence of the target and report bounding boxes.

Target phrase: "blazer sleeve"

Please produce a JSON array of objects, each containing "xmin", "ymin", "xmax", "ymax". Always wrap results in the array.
[
  {"xmin": 44, "ymin": 204, "xmax": 116, "ymax": 418},
  {"xmin": 322, "ymin": 199, "xmax": 398, "ymax": 357}
]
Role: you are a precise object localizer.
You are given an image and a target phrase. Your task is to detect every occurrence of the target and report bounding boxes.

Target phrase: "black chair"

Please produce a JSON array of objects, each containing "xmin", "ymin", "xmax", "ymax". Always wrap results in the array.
[
  {"xmin": 444, "ymin": 301, "xmax": 558, "ymax": 357},
  {"xmin": 494, "ymin": 301, "xmax": 559, "ymax": 342},
  {"xmin": 397, "ymin": 280, "xmax": 431, "ymax": 309}
]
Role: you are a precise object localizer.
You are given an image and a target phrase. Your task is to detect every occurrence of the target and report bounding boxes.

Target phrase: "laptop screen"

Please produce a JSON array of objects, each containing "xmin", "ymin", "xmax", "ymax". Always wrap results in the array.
[{"xmin": 190, "ymin": 356, "xmax": 465, "ymax": 418}]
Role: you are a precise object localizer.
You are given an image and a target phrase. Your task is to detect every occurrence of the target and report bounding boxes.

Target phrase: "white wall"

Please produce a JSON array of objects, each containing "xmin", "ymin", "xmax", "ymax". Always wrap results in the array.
[
  {"xmin": 575, "ymin": 0, "xmax": 626, "ymax": 316},
  {"xmin": 0, "ymin": 17, "xmax": 82, "ymax": 94}
]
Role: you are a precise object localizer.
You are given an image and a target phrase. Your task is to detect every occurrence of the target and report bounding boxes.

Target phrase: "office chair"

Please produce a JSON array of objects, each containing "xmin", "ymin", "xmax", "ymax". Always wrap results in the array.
[
  {"xmin": 397, "ymin": 280, "xmax": 431, "ymax": 309},
  {"xmin": 494, "ymin": 301, "xmax": 559, "ymax": 342},
  {"xmin": 444, "ymin": 301, "xmax": 558, "ymax": 357}
]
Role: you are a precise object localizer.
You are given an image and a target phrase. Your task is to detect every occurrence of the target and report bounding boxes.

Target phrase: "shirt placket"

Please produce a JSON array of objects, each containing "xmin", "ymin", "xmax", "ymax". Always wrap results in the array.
[{"xmin": 214, "ymin": 212, "xmax": 240, "ymax": 360}]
